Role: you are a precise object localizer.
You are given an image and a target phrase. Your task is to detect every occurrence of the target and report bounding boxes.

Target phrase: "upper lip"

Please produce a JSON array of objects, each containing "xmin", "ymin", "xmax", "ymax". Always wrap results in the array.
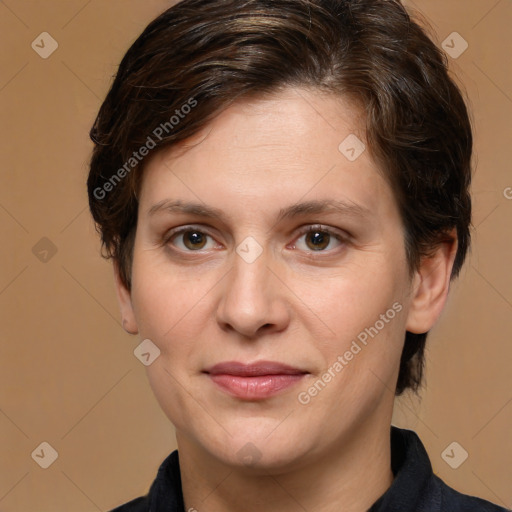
[{"xmin": 204, "ymin": 360, "xmax": 308, "ymax": 376}]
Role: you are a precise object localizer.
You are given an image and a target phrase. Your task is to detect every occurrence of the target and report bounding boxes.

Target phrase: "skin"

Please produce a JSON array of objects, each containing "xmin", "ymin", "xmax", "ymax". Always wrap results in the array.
[{"xmin": 115, "ymin": 87, "xmax": 457, "ymax": 512}]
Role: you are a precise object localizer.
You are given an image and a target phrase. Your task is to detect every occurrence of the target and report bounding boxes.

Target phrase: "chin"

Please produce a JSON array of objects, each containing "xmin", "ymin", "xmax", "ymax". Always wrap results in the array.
[{"xmin": 205, "ymin": 426, "xmax": 314, "ymax": 473}]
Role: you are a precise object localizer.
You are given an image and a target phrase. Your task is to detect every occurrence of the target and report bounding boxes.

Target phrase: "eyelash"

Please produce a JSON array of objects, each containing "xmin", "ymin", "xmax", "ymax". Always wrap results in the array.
[{"xmin": 163, "ymin": 224, "xmax": 349, "ymax": 255}]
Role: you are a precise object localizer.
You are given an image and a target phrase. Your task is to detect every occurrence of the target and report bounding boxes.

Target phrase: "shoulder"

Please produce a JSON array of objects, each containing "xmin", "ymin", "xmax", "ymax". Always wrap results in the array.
[
  {"xmin": 382, "ymin": 427, "xmax": 509, "ymax": 512},
  {"xmin": 107, "ymin": 450, "xmax": 184, "ymax": 512},
  {"xmin": 434, "ymin": 473, "xmax": 510, "ymax": 512}
]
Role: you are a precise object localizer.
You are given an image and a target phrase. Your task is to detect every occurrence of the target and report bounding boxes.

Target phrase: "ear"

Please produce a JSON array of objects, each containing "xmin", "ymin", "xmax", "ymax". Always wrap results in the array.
[
  {"xmin": 405, "ymin": 230, "xmax": 458, "ymax": 334},
  {"xmin": 113, "ymin": 261, "xmax": 139, "ymax": 335}
]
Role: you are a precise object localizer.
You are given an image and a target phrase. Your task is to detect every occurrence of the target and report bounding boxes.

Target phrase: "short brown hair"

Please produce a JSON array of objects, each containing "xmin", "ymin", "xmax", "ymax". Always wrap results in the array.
[{"xmin": 87, "ymin": 0, "xmax": 473, "ymax": 395}]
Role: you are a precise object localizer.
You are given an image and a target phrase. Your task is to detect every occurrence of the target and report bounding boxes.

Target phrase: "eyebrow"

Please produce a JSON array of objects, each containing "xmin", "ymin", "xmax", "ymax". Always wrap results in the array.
[{"xmin": 147, "ymin": 198, "xmax": 372, "ymax": 223}]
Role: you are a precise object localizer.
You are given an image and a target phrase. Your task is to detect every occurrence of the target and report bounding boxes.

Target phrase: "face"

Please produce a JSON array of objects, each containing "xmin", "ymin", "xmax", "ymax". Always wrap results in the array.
[{"xmin": 118, "ymin": 88, "xmax": 428, "ymax": 471}]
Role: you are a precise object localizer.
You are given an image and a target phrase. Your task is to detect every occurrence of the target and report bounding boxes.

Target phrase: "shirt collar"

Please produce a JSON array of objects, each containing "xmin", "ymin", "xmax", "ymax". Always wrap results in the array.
[{"xmin": 369, "ymin": 426, "xmax": 440, "ymax": 511}]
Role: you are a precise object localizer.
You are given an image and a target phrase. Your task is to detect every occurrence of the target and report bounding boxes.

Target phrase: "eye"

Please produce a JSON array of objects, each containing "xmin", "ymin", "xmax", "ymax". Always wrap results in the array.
[
  {"xmin": 165, "ymin": 227, "xmax": 218, "ymax": 251},
  {"xmin": 292, "ymin": 225, "xmax": 347, "ymax": 252}
]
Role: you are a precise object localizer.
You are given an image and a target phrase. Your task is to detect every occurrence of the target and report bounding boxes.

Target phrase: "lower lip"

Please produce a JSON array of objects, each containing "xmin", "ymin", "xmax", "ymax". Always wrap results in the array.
[{"xmin": 208, "ymin": 374, "xmax": 306, "ymax": 400}]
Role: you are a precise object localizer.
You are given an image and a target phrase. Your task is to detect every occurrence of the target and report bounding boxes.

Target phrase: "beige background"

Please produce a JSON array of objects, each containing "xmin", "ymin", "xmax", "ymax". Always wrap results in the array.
[{"xmin": 0, "ymin": 0, "xmax": 510, "ymax": 510}]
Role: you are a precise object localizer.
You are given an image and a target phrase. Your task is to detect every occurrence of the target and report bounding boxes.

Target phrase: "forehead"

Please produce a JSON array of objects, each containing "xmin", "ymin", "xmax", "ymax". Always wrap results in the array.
[
  {"xmin": 138, "ymin": 87, "xmax": 396, "ymax": 222},
  {"xmin": 160, "ymin": 88, "xmax": 367, "ymax": 165}
]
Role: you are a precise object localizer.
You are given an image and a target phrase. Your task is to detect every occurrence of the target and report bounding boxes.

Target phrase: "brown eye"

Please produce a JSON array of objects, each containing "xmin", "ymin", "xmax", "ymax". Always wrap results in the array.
[
  {"xmin": 181, "ymin": 230, "xmax": 207, "ymax": 250},
  {"xmin": 166, "ymin": 227, "xmax": 216, "ymax": 251},
  {"xmin": 304, "ymin": 230, "xmax": 331, "ymax": 251},
  {"xmin": 293, "ymin": 225, "xmax": 346, "ymax": 253}
]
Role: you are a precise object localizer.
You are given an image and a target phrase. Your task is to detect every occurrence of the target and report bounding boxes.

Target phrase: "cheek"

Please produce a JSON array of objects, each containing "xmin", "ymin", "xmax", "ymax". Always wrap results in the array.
[
  {"xmin": 129, "ymin": 259, "xmax": 213, "ymax": 430},
  {"xmin": 305, "ymin": 260, "xmax": 409, "ymax": 401},
  {"xmin": 129, "ymin": 252, "xmax": 209, "ymax": 353},
  {"xmin": 303, "ymin": 276, "xmax": 407, "ymax": 409},
  {"xmin": 310, "ymin": 259, "xmax": 407, "ymax": 340}
]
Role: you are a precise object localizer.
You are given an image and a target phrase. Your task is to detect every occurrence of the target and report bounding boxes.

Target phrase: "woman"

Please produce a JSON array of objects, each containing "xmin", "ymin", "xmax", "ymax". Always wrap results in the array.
[{"xmin": 87, "ymin": 0, "xmax": 508, "ymax": 510}]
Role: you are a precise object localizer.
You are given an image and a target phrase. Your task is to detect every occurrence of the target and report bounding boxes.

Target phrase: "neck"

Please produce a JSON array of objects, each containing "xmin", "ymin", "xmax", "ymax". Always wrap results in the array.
[{"xmin": 178, "ymin": 419, "xmax": 394, "ymax": 512}]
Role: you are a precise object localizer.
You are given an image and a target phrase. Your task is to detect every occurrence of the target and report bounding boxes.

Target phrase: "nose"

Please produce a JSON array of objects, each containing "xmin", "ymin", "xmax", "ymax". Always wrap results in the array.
[{"xmin": 215, "ymin": 248, "xmax": 290, "ymax": 339}]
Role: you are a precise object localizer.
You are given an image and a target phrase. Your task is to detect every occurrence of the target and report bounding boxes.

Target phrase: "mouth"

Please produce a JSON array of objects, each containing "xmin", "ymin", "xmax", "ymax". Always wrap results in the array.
[{"xmin": 203, "ymin": 360, "xmax": 309, "ymax": 400}]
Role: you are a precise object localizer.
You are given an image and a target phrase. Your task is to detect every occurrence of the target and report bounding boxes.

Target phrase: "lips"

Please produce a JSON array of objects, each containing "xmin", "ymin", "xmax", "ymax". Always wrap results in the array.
[
  {"xmin": 205, "ymin": 360, "xmax": 308, "ymax": 376},
  {"xmin": 204, "ymin": 360, "xmax": 308, "ymax": 400}
]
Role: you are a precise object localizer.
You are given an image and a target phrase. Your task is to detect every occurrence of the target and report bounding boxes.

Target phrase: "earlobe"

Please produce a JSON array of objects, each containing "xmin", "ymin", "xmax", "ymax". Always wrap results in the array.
[
  {"xmin": 405, "ymin": 230, "xmax": 458, "ymax": 334},
  {"xmin": 113, "ymin": 262, "xmax": 139, "ymax": 335}
]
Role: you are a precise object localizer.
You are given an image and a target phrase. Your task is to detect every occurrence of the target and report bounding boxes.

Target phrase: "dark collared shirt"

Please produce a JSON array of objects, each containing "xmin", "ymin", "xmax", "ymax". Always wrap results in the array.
[{"xmin": 111, "ymin": 427, "xmax": 509, "ymax": 512}]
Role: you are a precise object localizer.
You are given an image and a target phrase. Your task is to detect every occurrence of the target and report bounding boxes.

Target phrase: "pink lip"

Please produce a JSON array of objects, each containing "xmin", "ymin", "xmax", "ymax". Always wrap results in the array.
[{"xmin": 204, "ymin": 360, "xmax": 308, "ymax": 400}]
